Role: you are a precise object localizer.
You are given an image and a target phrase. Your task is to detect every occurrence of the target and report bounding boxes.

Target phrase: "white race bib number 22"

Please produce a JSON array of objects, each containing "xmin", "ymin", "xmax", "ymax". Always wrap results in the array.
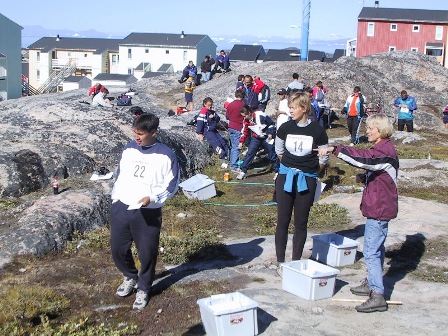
[{"xmin": 285, "ymin": 134, "xmax": 313, "ymax": 156}]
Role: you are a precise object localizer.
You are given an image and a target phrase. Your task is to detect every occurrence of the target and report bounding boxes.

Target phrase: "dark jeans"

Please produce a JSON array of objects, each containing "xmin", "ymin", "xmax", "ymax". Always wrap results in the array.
[
  {"xmin": 204, "ymin": 130, "xmax": 228, "ymax": 159},
  {"xmin": 275, "ymin": 174, "xmax": 317, "ymax": 262},
  {"xmin": 110, "ymin": 201, "xmax": 162, "ymax": 293},
  {"xmin": 397, "ymin": 119, "xmax": 413, "ymax": 132},
  {"xmin": 213, "ymin": 61, "xmax": 229, "ymax": 72},
  {"xmin": 347, "ymin": 116, "xmax": 360, "ymax": 143},
  {"xmin": 241, "ymin": 137, "xmax": 278, "ymax": 173}
]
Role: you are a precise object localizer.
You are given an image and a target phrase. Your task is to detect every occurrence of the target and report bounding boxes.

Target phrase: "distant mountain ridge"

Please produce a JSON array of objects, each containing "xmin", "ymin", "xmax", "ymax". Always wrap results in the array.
[{"xmin": 22, "ymin": 26, "xmax": 348, "ymax": 53}]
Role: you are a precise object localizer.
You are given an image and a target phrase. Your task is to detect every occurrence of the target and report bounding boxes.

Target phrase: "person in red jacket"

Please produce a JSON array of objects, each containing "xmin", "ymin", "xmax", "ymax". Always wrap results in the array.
[
  {"xmin": 317, "ymin": 114, "xmax": 399, "ymax": 313},
  {"xmin": 225, "ymin": 90, "xmax": 246, "ymax": 172}
]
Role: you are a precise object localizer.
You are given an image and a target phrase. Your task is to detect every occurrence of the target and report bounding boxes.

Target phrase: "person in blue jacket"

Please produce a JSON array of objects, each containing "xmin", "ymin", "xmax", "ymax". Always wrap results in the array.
[
  {"xmin": 196, "ymin": 97, "xmax": 229, "ymax": 168},
  {"xmin": 178, "ymin": 61, "xmax": 197, "ymax": 83},
  {"xmin": 213, "ymin": 50, "xmax": 230, "ymax": 73},
  {"xmin": 394, "ymin": 90, "xmax": 417, "ymax": 132}
]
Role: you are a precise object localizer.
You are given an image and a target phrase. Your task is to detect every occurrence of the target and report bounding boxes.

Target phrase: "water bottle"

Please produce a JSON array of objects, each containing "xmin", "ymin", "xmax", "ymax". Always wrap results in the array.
[{"xmin": 52, "ymin": 176, "xmax": 59, "ymax": 195}]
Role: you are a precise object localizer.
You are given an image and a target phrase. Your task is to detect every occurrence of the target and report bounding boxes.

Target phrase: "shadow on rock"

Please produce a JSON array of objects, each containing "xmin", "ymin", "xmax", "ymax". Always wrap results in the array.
[
  {"xmin": 383, "ymin": 233, "xmax": 426, "ymax": 299},
  {"xmin": 152, "ymin": 238, "xmax": 265, "ymax": 294}
]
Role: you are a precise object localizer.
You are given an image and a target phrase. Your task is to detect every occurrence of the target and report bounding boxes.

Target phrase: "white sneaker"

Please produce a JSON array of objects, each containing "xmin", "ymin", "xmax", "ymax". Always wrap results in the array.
[
  {"xmin": 349, "ymin": 143, "xmax": 355, "ymax": 147},
  {"xmin": 116, "ymin": 277, "xmax": 137, "ymax": 297},
  {"xmin": 273, "ymin": 173, "xmax": 278, "ymax": 181},
  {"xmin": 236, "ymin": 171, "xmax": 246, "ymax": 180},
  {"xmin": 133, "ymin": 290, "xmax": 149, "ymax": 310},
  {"xmin": 220, "ymin": 162, "xmax": 228, "ymax": 169}
]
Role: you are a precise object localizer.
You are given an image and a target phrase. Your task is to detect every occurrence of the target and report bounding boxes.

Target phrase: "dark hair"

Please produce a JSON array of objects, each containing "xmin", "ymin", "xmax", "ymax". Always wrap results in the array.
[
  {"xmin": 237, "ymin": 74, "xmax": 244, "ymax": 81},
  {"xmin": 354, "ymin": 86, "xmax": 361, "ymax": 92},
  {"xmin": 129, "ymin": 106, "xmax": 144, "ymax": 116},
  {"xmin": 240, "ymin": 105, "xmax": 252, "ymax": 115},
  {"xmin": 205, "ymin": 55, "xmax": 210, "ymax": 60},
  {"xmin": 304, "ymin": 87, "xmax": 313, "ymax": 93},
  {"xmin": 220, "ymin": 49, "xmax": 225, "ymax": 53},
  {"xmin": 203, "ymin": 97, "xmax": 213, "ymax": 106},
  {"xmin": 292, "ymin": 73, "xmax": 299, "ymax": 80},
  {"xmin": 133, "ymin": 113, "xmax": 159, "ymax": 132},
  {"xmin": 235, "ymin": 90, "xmax": 245, "ymax": 99},
  {"xmin": 102, "ymin": 88, "xmax": 109, "ymax": 94}
]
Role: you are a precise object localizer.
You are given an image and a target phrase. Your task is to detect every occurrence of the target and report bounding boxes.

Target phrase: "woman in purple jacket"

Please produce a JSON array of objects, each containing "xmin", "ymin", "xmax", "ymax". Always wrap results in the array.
[{"xmin": 317, "ymin": 114, "xmax": 398, "ymax": 313}]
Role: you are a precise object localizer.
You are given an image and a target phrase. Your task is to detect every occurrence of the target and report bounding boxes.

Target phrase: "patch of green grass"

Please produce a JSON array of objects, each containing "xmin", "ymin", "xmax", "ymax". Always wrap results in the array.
[
  {"xmin": 64, "ymin": 227, "xmax": 111, "ymax": 255},
  {"xmin": 0, "ymin": 199, "xmax": 20, "ymax": 211},
  {"xmin": 410, "ymin": 263, "xmax": 448, "ymax": 283},
  {"xmin": 398, "ymin": 185, "xmax": 448, "ymax": 204}
]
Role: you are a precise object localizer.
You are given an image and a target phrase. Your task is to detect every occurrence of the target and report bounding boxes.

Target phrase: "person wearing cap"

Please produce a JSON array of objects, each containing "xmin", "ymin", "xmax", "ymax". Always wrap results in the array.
[
  {"xmin": 276, "ymin": 88, "xmax": 290, "ymax": 130},
  {"xmin": 286, "ymin": 73, "xmax": 304, "ymax": 95},
  {"xmin": 178, "ymin": 61, "xmax": 197, "ymax": 84}
]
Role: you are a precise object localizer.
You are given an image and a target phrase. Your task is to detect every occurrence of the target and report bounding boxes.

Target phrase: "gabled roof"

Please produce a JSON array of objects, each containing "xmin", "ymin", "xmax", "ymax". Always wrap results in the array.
[
  {"xmin": 0, "ymin": 13, "xmax": 23, "ymax": 30},
  {"xmin": 142, "ymin": 72, "xmax": 165, "ymax": 78},
  {"xmin": 63, "ymin": 76, "xmax": 89, "ymax": 83},
  {"xmin": 93, "ymin": 73, "xmax": 136, "ymax": 81},
  {"xmin": 263, "ymin": 48, "xmax": 300, "ymax": 62},
  {"xmin": 358, "ymin": 7, "xmax": 448, "ymax": 24},
  {"xmin": 228, "ymin": 44, "xmax": 266, "ymax": 62},
  {"xmin": 121, "ymin": 32, "xmax": 213, "ymax": 48},
  {"xmin": 135, "ymin": 62, "xmax": 151, "ymax": 71},
  {"xmin": 157, "ymin": 64, "xmax": 172, "ymax": 72},
  {"xmin": 27, "ymin": 37, "xmax": 121, "ymax": 54}
]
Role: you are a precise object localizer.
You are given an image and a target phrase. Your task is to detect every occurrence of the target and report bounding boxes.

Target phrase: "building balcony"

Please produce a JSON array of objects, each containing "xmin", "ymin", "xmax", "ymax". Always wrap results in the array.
[{"xmin": 51, "ymin": 58, "xmax": 93, "ymax": 70}]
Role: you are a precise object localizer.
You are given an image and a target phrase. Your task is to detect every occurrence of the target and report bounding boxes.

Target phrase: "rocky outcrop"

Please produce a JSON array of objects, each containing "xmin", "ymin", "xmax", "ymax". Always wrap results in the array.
[{"xmin": 0, "ymin": 50, "xmax": 447, "ymax": 266}]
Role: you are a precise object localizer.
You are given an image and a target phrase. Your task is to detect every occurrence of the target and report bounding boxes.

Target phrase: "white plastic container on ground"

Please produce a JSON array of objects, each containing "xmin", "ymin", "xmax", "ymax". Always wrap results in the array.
[
  {"xmin": 178, "ymin": 174, "xmax": 216, "ymax": 200},
  {"xmin": 281, "ymin": 259, "xmax": 340, "ymax": 300},
  {"xmin": 311, "ymin": 233, "xmax": 360, "ymax": 267},
  {"xmin": 196, "ymin": 291, "xmax": 259, "ymax": 336}
]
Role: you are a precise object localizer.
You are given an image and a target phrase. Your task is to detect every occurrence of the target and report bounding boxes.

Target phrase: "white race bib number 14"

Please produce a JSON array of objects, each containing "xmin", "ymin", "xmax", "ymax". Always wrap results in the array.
[{"xmin": 285, "ymin": 134, "xmax": 313, "ymax": 156}]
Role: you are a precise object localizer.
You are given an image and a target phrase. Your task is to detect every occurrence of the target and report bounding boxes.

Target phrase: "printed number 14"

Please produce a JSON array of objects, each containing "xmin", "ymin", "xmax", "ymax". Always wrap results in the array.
[{"xmin": 294, "ymin": 141, "xmax": 303, "ymax": 152}]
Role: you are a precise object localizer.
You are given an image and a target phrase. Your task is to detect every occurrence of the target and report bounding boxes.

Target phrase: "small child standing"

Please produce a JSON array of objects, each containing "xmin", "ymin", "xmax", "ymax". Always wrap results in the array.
[
  {"xmin": 184, "ymin": 72, "xmax": 196, "ymax": 111},
  {"xmin": 317, "ymin": 114, "xmax": 399, "ymax": 313},
  {"xmin": 196, "ymin": 97, "xmax": 229, "ymax": 168}
]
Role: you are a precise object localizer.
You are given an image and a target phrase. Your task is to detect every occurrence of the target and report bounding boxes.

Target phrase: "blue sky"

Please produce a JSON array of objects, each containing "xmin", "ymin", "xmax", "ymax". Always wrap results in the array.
[{"xmin": 1, "ymin": 0, "xmax": 446, "ymax": 45}]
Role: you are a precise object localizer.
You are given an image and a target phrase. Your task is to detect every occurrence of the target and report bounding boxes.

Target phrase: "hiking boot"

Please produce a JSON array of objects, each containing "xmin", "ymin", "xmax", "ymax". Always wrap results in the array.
[
  {"xmin": 350, "ymin": 278, "xmax": 370, "ymax": 296},
  {"xmin": 236, "ymin": 171, "xmax": 246, "ymax": 180},
  {"xmin": 355, "ymin": 291, "xmax": 388, "ymax": 313},
  {"xmin": 116, "ymin": 277, "xmax": 137, "ymax": 297},
  {"xmin": 133, "ymin": 290, "xmax": 149, "ymax": 310}
]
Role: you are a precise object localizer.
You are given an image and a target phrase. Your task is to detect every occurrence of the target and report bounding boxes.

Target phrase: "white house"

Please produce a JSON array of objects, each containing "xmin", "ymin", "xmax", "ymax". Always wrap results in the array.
[
  {"xmin": 0, "ymin": 13, "xmax": 23, "ymax": 100},
  {"xmin": 118, "ymin": 32, "xmax": 217, "ymax": 75},
  {"xmin": 27, "ymin": 37, "xmax": 120, "ymax": 93},
  {"xmin": 91, "ymin": 73, "xmax": 137, "ymax": 87},
  {"xmin": 61, "ymin": 75, "xmax": 91, "ymax": 92}
]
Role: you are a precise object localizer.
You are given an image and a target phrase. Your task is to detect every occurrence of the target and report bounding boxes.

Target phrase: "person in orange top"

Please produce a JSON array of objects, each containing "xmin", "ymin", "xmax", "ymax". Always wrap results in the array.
[{"xmin": 343, "ymin": 86, "xmax": 367, "ymax": 145}]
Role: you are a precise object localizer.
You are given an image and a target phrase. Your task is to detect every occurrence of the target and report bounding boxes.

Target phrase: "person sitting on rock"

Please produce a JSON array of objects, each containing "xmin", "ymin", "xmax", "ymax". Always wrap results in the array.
[
  {"xmin": 91, "ymin": 88, "xmax": 117, "ymax": 109},
  {"xmin": 88, "ymin": 83, "xmax": 104, "ymax": 98},
  {"xmin": 213, "ymin": 50, "xmax": 230, "ymax": 73},
  {"xmin": 178, "ymin": 61, "xmax": 197, "ymax": 84}
]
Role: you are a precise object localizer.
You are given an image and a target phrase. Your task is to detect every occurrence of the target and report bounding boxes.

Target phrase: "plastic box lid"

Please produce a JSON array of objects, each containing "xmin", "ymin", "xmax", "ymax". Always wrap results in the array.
[
  {"xmin": 312, "ymin": 233, "xmax": 359, "ymax": 249},
  {"xmin": 197, "ymin": 292, "xmax": 259, "ymax": 316},
  {"xmin": 281, "ymin": 259, "xmax": 340, "ymax": 278},
  {"xmin": 179, "ymin": 174, "xmax": 215, "ymax": 192}
]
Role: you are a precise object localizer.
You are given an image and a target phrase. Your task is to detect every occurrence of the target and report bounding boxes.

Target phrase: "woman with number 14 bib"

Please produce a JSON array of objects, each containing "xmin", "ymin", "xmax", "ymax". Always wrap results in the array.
[{"xmin": 274, "ymin": 92, "xmax": 329, "ymax": 273}]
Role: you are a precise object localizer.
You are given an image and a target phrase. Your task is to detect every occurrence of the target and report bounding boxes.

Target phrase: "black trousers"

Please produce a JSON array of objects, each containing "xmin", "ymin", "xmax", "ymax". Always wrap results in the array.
[
  {"xmin": 397, "ymin": 119, "xmax": 413, "ymax": 132},
  {"xmin": 110, "ymin": 201, "xmax": 162, "ymax": 293},
  {"xmin": 275, "ymin": 174, "xmax": 317, "ymax": 262},
  {"xmin": 347, "ymin": 116, "xmax": 360, "ymax": 143}
]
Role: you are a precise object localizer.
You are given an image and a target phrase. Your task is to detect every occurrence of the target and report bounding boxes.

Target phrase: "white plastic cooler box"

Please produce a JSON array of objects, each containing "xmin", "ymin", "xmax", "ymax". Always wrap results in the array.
[
  {"xmin": 281, "ymin": 259, "xmax": 340, "ymax": 301},
  {"xmin": 196, "ymin": 292, "xmax": 259, "ymax": 336},
  {"xmin": 311, "ymin": 233, "xmax": 360, "ymax": 267},
  {"xmin": 178, "ymin": 174, "xmax": 216, "ymax": 200}
]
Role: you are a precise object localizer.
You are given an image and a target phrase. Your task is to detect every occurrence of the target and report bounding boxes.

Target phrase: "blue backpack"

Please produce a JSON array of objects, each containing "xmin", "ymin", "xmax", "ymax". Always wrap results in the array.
[{"xmin": 117, "ymin": 95, "xmax": 132, "ymax": 106}]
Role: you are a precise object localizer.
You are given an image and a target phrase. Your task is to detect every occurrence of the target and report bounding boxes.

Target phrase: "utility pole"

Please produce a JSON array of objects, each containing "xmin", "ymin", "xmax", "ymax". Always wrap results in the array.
[{"xmin": 301, "ymin": 0, "xmax": 311, "ymax": 61}]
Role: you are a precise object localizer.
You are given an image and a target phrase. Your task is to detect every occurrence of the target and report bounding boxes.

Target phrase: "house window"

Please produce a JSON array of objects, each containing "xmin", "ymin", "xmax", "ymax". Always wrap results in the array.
[
  {"xmin": 367, "ymin": 22, "xmax": 375, "ymax": 37},
  {"xmin": 145, "ymin": 49, "xmax": 149, "ymax": 53},
  {"xmin": 390, "ymin": 24, "xmax": 397, "ymax": 31},
  {"xmin": 112, "ymin": 55, "xmax": 117, "ymax": 64},
  {"xmin": 37, "ymin": 70, "xmax": 40, "ymax": 80},
  {"xmin": 412, "ymin": 25, "xmax": 420, "ymax": 32},
  {"xmin": 84, "ymin": 54, "xmax": 88, "ymax": 57},
  {"xmin": 389, "ymin": 46, "xmax": 396, "ymax": 52},
  {"xmin": 165, "ymin": 50, "xmax": 169, "ymax": 54},
  {"xmin": 36, "ymin": 52, "xmax": 40, "ymax": 62},
  {"xmin": 128, "ymin": 68, "xmax": 133, "ymax": 75},
  {"xmin": 183, "ymin": 51, "xmax": 187, "ymax": 61},
  {"xmin": 68, "ymin": 52, "xmax": 71, "ymax": 57},
  {"xmin": 435, "ymin": 26, "xmax": 443, "ymax": 40},
  {"xmin": 411, "ymin": 47, "xmax": 418, "ymax": 52},
  {"xmin": 128, "ymin": 48, "xmax": 132, "ymax": 59}
]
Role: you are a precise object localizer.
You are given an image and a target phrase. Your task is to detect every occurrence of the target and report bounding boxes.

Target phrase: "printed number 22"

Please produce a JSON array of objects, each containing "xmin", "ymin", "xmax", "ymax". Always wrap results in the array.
[
  {"xmin": 294, "ymin": 141, "xmax": 303, "ymax": 152},
  {"xmin": 134, "ymin": 165, "xmax": 145, "ymax": 178}
]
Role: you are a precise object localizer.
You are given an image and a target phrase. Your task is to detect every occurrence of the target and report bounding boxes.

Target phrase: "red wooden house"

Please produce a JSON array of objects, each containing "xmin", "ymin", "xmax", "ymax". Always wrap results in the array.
[{"xmin": 357, "ymin": 6, "xmax": 448, "ymax": 67}]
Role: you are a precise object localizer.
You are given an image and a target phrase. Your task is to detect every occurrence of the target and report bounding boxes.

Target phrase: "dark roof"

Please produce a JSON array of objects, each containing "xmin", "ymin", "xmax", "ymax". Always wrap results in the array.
[
  {"xmin": 121, "ymin": 32, "xmax": 213, "ymax": 48},
  {"xmin": 27, "ymin": 37, "xmax": 121, "ymax": 54},
  {"xmin": 308, "ymin": 50, "xmax": 326, "ymax": 62},
  {"xmin": 92, "ymin": 73, "xmax": 136, "ymax": 81},
  {"xmin": 142, "ymin": 72, "xmax": 165, "ymax": 78},
  {"xmin": 135, "ymin": 62, "xmax": 151, "ymax": 71},
  {"xmin": 228, "ymin": 44, "xmax": 266, "ymax": 62},
  {"xmin": 426, "ymin": 42, "xmax": 444, "ymax": 48},
  {"xmin": 359, "ymin": 7, "xmax": 448, "ymax": 24},
  {"xmin": 333, "ymin": 49, "xmax": 345, "ymax": 59},
  {"xmin": 157, "ymin": 64, "xmax": 172, "ymax": 72},
  {"xmin": 263, "ymin": 48, "xmax": 300, "ymax": 62},
  {"xmin": 63, "ymin": 76, "xmax": 88, "ymax": 83}
]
